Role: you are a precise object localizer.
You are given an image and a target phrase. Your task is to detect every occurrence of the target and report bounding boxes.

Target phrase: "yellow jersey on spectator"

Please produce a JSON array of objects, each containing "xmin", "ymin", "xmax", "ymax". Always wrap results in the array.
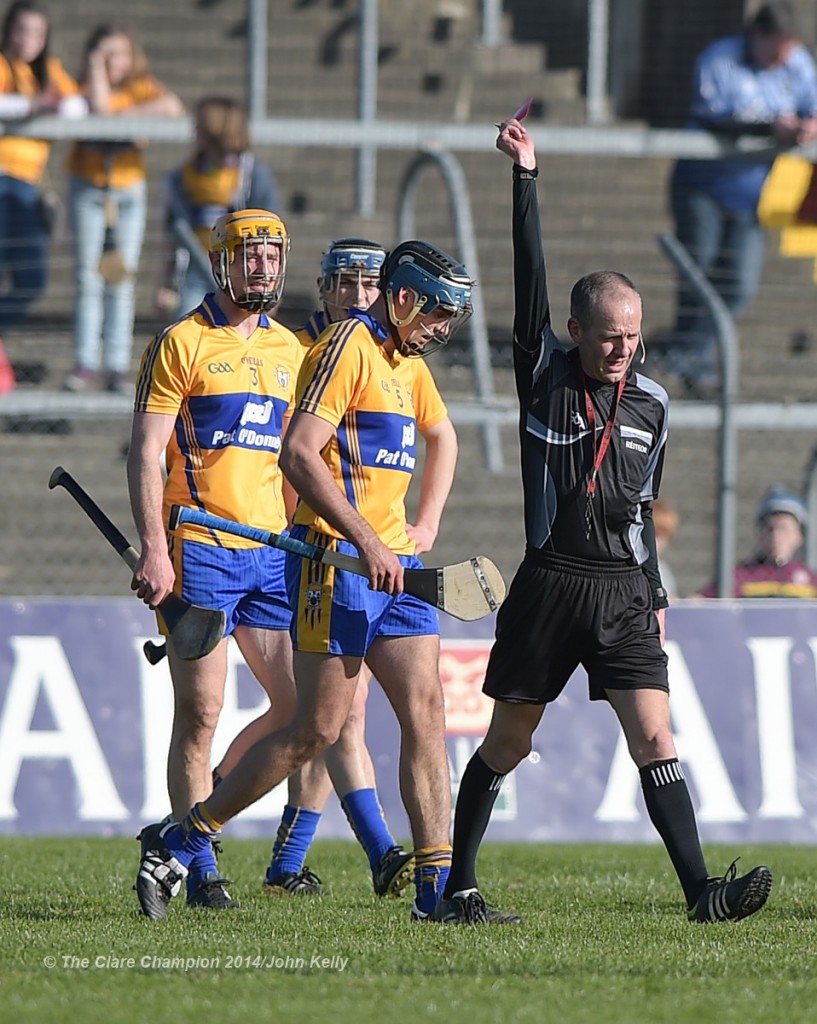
[
  {"xmin": 0, "ymin": 55, "xmax": 81, "ymax": 184},
  {"xmin": 68, "ymin": 75, "xmax": 168, "ymax": 188}
]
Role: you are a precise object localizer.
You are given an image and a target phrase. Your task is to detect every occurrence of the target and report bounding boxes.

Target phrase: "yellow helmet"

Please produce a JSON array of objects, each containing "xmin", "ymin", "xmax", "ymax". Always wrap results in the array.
[{"xmin": 209, "ymin": 209, "xmax": 289, "ymax": 312}]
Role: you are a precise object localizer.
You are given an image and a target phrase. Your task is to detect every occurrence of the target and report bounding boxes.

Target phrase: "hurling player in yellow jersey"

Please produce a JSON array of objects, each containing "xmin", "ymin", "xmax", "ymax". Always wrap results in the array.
[
  {"xmin": 134, "ymin": 240, "xmax": 472, "ymax": 923},
  {"xmin": 128, "ymin": 209, "xmax": 301, "ymax": 914},
  {"xmin": 265, "ymin": 238, "xmax": 416, "ymax": 899}
]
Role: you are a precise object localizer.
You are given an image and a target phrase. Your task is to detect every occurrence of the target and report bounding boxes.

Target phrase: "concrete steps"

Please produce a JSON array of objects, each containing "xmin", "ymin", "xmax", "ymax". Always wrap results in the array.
[{"xmin": 5, "ymin": 0, "xmax": 817, "ymax": 603}]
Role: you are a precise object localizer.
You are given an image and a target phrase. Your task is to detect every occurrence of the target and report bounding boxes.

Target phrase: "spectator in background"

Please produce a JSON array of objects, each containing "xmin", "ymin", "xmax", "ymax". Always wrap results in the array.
[
  {"xmin": 156, "ymin": 96, "xmax": 281, "ymax": 318},
  {"xmin": 659, "ymin": 2, "xmax": 817, "ymax": 399},
  {"xmin": 698, "ymin": 485, "xmax": 817, "ymax": 598},
  {"xmin": 64, "ymin": 23, "xmax": 184, "ymax": 394},
  {"xmin": 0, "ymin": 0, "xmax": 86, "ymax": 393},
  {"xmin": 653, "ymin": 497, "xmax": 680, "ymax": 599}
]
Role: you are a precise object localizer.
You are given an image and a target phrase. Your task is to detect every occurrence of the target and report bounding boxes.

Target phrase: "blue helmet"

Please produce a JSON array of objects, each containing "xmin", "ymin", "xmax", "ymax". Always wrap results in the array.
[
  {"xmin": 320, "ymin": 237, "xmax": 386, "ymax": 289},
  {"xmin": 383, "ymin": 240, "xmax": 473, "ymax": 354}
]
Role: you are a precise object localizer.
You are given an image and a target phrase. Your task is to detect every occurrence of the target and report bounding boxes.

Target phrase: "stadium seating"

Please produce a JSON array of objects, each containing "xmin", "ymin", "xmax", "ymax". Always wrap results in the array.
[{"xmin": 2, "ymin": 0, "xmax": 817, "ymax": 598}]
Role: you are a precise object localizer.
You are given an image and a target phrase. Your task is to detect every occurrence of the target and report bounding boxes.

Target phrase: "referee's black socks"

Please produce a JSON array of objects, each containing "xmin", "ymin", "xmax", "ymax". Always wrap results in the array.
[
  {"xmin": 444, "ymin": 750, "xmax": 507, "ymax": 897},
  {"xmin": 639, "ymin": 757, "xmax": 709, "ymax": 906}
]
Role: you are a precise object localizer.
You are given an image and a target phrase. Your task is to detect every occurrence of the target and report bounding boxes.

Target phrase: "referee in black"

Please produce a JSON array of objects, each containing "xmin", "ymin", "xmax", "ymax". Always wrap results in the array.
[{"xmin": 431, "ymin": 117, "xmax": 772, "ymax": 925}]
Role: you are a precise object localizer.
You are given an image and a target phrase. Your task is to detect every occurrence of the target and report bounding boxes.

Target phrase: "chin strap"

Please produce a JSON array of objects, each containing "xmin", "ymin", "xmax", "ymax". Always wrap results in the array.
[
  {"xmin": 384, "ymin": 315, "xmax": 403, "ymax": 353},
  {"xmin": 235, "ymin": 292, "xmax": 277, "ymax": 313}
]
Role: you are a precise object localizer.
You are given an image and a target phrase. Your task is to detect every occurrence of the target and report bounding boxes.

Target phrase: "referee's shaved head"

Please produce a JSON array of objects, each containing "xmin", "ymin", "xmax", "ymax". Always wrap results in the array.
[{"xmin": 570, "ymin": 271, "xmax": 640, "ymax": 327}]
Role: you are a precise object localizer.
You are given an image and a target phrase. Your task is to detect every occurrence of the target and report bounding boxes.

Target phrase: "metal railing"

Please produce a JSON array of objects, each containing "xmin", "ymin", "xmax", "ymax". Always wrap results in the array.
[
  {"xmin": 395, "ymin": 149, "xmax": 502, "ymax": 473},
  {"xmin": 10, "ymin": 112, "xmax": 808, "ymax": 158},
  {"xmin": 587, "ymin": 0, "xmax": 611, "ymax": 125},
  {"xmin": 4, "ymin": 103, "xmax": 817, "ymax": 572},
  {"xmin": 356, "ymin": 0, "xmax": 379, "ymax": 217},
  {"xmin": 658, "ymin": 233, "xmax": 740, "ymax": 599}
]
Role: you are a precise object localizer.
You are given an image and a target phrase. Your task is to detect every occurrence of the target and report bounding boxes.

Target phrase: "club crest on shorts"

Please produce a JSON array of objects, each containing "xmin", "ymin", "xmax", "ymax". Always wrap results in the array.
[{"xmin": 304, "ymin": 586, "xmax": 323, "ymax": 626}]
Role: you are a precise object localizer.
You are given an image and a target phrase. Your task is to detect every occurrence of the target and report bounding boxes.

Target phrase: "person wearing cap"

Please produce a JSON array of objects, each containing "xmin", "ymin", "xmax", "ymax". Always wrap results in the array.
[{"xmin": 698, "ymin": 485, "xmax": 817, "ymax": 597}]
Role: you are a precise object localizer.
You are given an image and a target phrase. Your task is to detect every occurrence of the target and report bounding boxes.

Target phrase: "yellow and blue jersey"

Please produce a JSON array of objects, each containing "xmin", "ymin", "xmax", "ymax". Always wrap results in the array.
[
  {"xmin": 292, "ymin": 309, "xmax": 447, "ymax": 553},
  {"xmin": 294, "ymin": 310, "xmax": 329, "ymax": 351},
  {"xmin": 134, "ymin": 293, "xmax": 303, "ymax": 546}
]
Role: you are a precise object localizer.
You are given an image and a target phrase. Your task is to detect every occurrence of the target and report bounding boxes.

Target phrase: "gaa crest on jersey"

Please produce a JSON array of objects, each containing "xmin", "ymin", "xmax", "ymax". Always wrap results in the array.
[{"xmin": 276, "ymin": 366, "xmax": 290, "ymax": 390}]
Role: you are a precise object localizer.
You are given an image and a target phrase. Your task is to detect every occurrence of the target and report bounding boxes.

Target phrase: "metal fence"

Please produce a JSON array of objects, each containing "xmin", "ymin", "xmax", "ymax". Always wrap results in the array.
[{"xmin": 3, "ymin": 0, "xmax": 817, "ymax": 600}]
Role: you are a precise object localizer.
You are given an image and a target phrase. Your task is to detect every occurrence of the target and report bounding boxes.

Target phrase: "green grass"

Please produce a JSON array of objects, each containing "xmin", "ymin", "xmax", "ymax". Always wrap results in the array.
[{"xmin": 1, "ymin": 838, "xmax": 815, "ymax": 1023}]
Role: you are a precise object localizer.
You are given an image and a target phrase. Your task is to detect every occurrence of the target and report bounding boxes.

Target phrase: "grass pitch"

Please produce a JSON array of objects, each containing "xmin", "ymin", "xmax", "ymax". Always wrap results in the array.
[{"xmin": 1, "ymin": 838, "xmax": 815, "ymax": 1024}]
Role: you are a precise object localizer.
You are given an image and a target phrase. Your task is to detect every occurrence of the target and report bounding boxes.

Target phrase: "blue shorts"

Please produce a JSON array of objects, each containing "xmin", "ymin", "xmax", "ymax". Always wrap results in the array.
[
  {"xmin": 285, "ymin": 525, "xmax": 439, "ymax": 656},
  {"xmin": 167, "ymin": 537, "xmax": 291, "ymax": 637}
]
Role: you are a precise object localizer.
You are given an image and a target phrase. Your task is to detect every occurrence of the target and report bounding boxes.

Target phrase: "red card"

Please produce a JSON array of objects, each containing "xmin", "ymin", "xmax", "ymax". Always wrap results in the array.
[{"xmin": 512, "ymin": 97, "xmax": 533, "ymax": 121}]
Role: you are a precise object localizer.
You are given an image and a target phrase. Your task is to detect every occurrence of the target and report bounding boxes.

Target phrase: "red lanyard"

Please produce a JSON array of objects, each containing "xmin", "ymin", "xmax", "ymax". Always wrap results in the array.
[{"xmin": 580, "ymin": 369, "xmax": 626, "ymax": 540}]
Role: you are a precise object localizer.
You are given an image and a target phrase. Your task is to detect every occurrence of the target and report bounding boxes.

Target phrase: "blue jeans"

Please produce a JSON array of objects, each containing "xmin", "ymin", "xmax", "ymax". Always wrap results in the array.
[
  {"xmin": 69, "ymin": 174, "xmax": 147, "ymax": 374},
  {"xmin": 668, "ymin": 181, "xmax": 765, "ymax": 381},
  {"xmin": 0, "ymin": 173, "xmax": 49, "ymax": 333}
]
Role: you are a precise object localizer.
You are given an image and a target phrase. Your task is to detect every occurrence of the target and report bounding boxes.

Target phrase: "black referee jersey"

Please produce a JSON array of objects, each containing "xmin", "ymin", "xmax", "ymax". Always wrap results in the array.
[{"xmin": 510, "ymin": 167, "xmax": 669, "ymax": 594}]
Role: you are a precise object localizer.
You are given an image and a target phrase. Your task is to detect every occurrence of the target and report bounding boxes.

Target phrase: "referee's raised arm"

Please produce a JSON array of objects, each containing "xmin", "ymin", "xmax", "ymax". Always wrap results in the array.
[{"xmin": 495, "ymin": 119, "xmax": 550, "ymax": 359}]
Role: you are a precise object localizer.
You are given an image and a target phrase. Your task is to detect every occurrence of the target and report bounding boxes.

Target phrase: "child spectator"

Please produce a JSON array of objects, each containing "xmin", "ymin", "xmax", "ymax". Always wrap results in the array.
[{"xmin": 698, "ymin": 485, "xmax": 817, "ymax": 597}]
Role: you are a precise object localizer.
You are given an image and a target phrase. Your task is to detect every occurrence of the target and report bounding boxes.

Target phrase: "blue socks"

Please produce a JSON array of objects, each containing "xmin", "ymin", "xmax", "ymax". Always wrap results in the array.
[
  {"xmin": 340, "ymin": 788, "xmax": 395, "ymax": 870},
  {"xmin": 266, "ymin": 804, "xmax": 321, "ymax": 882},
  {"xmin": 414, "ymin": 846, "xmax": 452, "ymax": 916},
  {"xmin": 159, "ymin": 803, "xmax": 221, "ymax": 884},
  {"xmin": 266, "ymin": 790, "xmax": 396, "ymax": 882}
]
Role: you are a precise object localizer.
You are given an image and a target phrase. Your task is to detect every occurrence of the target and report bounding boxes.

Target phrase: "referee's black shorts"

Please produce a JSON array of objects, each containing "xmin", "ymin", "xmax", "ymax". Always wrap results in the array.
[{"xmin": 483, "ymin": 549, "xmax": 668, "ymax": 705}]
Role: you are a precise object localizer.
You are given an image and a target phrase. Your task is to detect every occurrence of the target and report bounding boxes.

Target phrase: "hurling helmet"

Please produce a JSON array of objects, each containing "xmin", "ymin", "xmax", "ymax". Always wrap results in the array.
[
  {"xmin": 318, "ymin": 237, "xmax": 386, "ymax": 321},
  {"xmin": 382, "ymin": 240, "xmax": 473, "ymax": 355},
  {"xmin": 209, "ymin": 208, "xmax": 289, "ymax": 312},
  {"xmin": 320, "ymin": 237, "xmax": 386, "ymax": 287}
]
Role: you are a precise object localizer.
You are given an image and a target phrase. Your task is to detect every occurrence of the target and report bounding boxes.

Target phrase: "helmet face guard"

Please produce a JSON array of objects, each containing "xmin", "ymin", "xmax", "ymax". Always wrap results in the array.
[
  {"xmin": 383, "ymin": 241, "xmax": 473, "ymax": 357},
  {"xmin": 210, "ymin": 209, "xmax": 289, "ymax": 312},
  {"xmin": 319, "ymin": 237, "xmax": 386, "ymax": 322}
]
